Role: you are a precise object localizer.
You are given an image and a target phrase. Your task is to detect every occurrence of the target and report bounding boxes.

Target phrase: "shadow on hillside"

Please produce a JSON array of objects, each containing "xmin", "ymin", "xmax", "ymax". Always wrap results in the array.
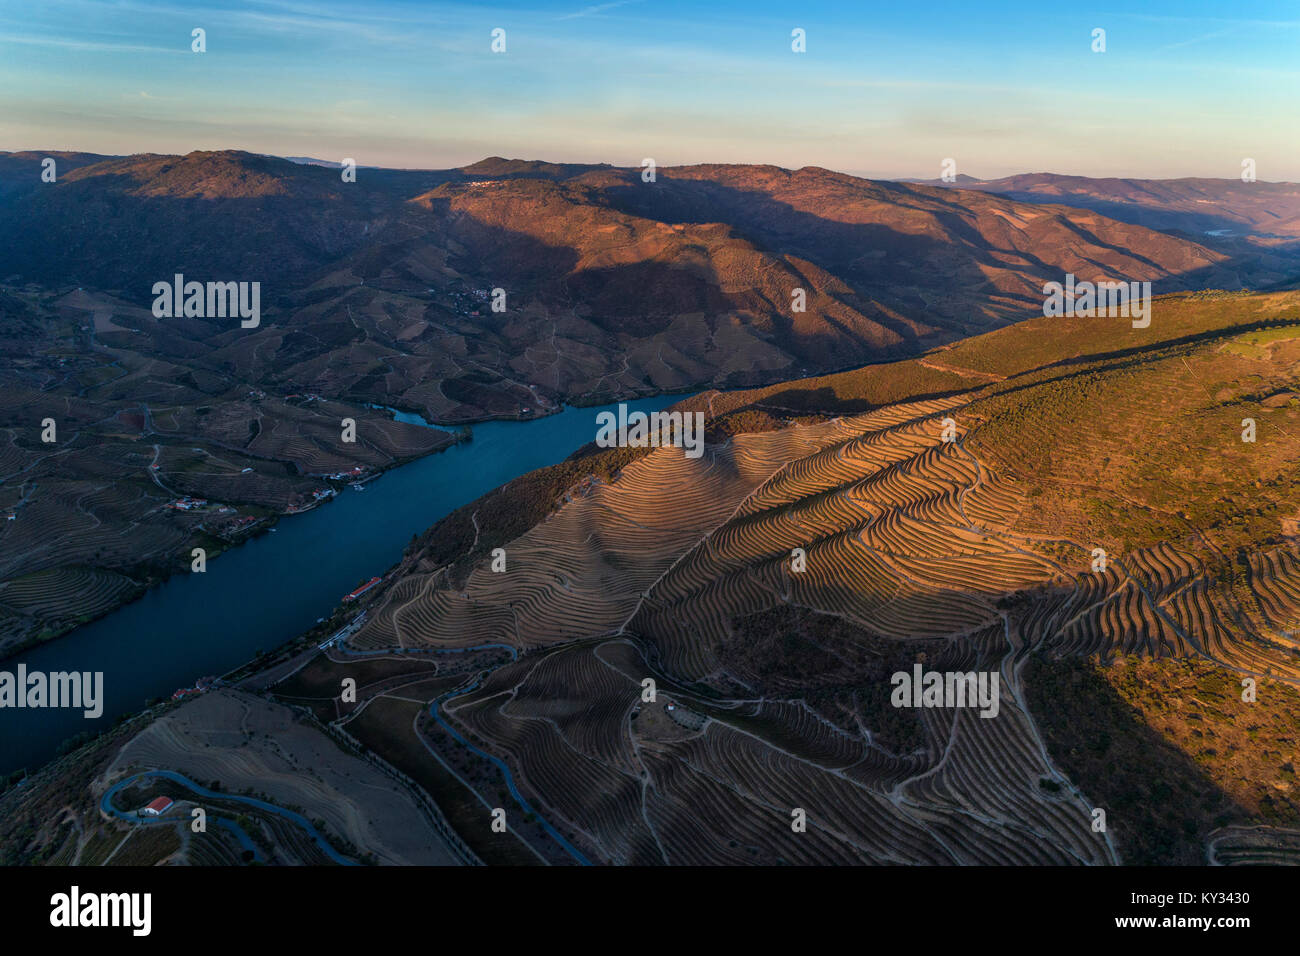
[
  {"xmin": 714, "ymin": 599, "xmax": 1253, "ymax": 864},
  {"xmin": 3, "ymin": 165, "xmax": 1293, "ymax": 416},
  {"xmin": 413, "ymin": 197, "xmax": 922, "ymax": 372},
  {"xmin": 602, "ymin": 173, "xmax": 1288, "ymax": 303},
  {"xmin": 1023, "ymin": 653, "xmax": 1246, "ymax": 865},
  {"xmin": 986, "ymin": 186, "xmax": 1300, "ymax": 246}
]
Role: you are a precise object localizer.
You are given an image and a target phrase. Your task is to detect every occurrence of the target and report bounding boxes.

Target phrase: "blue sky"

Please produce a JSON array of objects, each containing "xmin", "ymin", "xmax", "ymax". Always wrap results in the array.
[{"xmin": 1, "ymin": 0, "xmax": 1296, "ymax": 179}]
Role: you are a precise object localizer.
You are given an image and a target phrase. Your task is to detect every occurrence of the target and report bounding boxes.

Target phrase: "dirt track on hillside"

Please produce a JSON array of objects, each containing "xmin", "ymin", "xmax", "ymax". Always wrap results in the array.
[{"xmin": 104, "ymin": 689, "xmax": 459, "ymax": 865}]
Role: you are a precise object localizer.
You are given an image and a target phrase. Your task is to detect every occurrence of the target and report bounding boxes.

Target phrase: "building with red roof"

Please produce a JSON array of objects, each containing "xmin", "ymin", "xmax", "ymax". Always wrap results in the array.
[
  {"xmin": 343, "ymin": 576, "xmax": 381, "ymax": 602},
  {"xmin": 141, "ymin": 796, "xmax": 174, "ymax": 816}
]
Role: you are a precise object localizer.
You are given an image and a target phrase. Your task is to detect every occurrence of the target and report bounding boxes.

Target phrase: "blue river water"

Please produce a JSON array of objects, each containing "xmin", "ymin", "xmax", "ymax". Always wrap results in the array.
[{"xmin": 1, "ymin": 395, "xmax": 684, "ymax": 776}]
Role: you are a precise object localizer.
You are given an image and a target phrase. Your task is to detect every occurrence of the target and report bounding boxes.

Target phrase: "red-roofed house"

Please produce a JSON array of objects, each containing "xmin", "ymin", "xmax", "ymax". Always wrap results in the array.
[
  {"xmin": 343, "ymin": 576, "xmax": 381, "ymax": 602},
  {"xmin": 141, "ymin": 796, "xmax": 173, "ymax": 816}
]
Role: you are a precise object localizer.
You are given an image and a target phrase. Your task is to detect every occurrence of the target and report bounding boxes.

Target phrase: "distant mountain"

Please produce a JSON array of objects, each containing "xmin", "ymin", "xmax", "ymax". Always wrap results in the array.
[
  {"xmin": 0, "ymin": 150, "xmax": 442, "ymax": 290},
  {"xmin": 0, "ymin": 150, "xmax": 116, "ymax": 197},
  {"xmin": 458, "ymin": 156, "xmax": 612, "ymax": 181},
  {"xmin": 898, "ymin": 172, "xmax": 983, "ymax": 186},
  {"xmin": 280, "ymin": 156, "xmax": 344, "ymax": 167},
  {"xmin": 906, "ymin": 172, "xmax": 1300, "ymax": 247},
  {"xmin": 0, "ymin": 150, "xmax": 1285, "ymax": 419}
]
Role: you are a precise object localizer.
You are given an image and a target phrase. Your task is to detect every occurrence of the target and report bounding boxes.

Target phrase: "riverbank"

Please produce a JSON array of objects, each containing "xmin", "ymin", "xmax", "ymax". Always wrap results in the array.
[
  {"xmin": 0, "ymin": 416, "xmax": 455, "ymax": 661},
  {"xmin": 0, "ymin": 394, "xmax": 689, "ymax": 777}
]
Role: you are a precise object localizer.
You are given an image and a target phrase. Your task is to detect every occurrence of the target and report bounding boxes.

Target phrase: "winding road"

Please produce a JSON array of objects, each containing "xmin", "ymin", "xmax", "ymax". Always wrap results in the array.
[
  {"xmin": 101, "ymin": 769, "xmax": 357, "ymax": 866},
  {"xmin": 333, "ymin": 638, "xmax": 593, "ymax": 865}
]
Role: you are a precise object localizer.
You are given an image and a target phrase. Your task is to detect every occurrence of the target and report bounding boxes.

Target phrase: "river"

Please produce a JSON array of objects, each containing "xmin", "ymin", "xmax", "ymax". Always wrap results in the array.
[{"xmin": 0, "ymin": 394, "xmax": 684, "ymax": 776}]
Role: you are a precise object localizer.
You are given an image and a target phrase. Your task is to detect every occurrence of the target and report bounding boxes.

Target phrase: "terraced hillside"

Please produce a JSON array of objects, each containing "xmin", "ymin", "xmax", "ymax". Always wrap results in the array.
[
  {"xmin": 0, "ymin": 688, "xmax": 463, "ymax": 867},
  {"xmin": 343, "ymin": 290, "xmax": 1300, "ymax": 865},
  {"xmin": 1, "ymin": 151, "xmax": 1286, "ymax": 655}
]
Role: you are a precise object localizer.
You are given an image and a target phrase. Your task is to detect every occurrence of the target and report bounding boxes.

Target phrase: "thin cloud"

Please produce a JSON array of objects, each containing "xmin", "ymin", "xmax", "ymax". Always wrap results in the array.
[
  {"xmin": 0, "ymin": 32, "xmax": 183, "ymax": 55},
  {"xmin": 559, "ymin": 0, "xmax": 645, "ymax": 21},
  {"xmin": 1155, "ymin": 24, "xmax": 1245, "ymax": 52}
]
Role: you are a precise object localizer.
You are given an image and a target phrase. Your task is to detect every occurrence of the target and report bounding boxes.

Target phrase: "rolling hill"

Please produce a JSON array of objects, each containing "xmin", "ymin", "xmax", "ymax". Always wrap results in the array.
[
  {"xmin": 4, "ymin": 150, "xmax": 1285, "ymax": 653},
  {"xmin": 1, "ymin": 150, "xmax": 1283, "ymax": 420},
  {"xmin": 912, "ymin": 173, "xmax": 1300, "ymax": 282},
  {"xmin": 7, "ymin": 284, "xmax": 1300, "ymax": 865},
  {"xmin": 320, "ymin": 288, "xmax": 1300, "ymax": 865}
]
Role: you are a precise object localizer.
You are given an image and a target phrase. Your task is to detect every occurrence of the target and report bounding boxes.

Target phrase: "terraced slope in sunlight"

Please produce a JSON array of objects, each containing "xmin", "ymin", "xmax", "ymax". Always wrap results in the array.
[{"xmin": 343, "ymin": 290, "xmax": 1300, "ymax": 865}]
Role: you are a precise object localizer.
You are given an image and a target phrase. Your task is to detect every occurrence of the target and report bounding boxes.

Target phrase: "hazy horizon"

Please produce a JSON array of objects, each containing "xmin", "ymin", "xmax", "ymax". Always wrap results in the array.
[
  {"xmin": 2, "ymin": 0, "xmax": 1298, "ymax": 181},
  {"xmin": 5, "ymin": 146, "xmax": 1300, "ymax": 186}
]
